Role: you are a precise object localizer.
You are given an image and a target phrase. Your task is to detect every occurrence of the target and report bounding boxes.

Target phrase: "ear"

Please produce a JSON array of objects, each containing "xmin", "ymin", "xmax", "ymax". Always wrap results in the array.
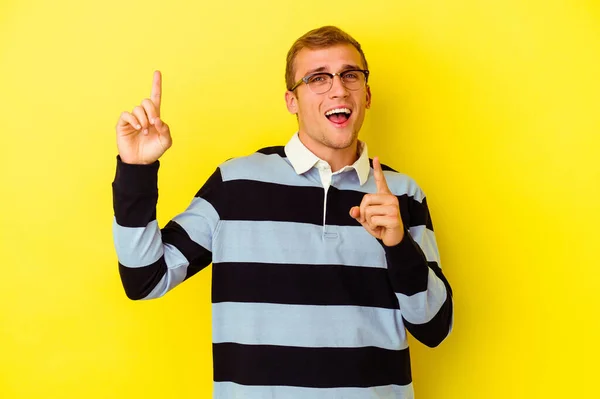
[
  {"xmin": 365, "ymin": 85, "xmax": 372, "ymax": 109},
  {"xmin": 285, "ymin": 90, "xmax": 298, "ymax": 114}
]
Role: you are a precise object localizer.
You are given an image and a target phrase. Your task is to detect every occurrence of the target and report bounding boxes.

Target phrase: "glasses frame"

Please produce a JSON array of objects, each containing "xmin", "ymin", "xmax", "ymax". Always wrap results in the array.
[{"xmin": 289, "ymin": 69, "xmax": 370, "ymax": 93}]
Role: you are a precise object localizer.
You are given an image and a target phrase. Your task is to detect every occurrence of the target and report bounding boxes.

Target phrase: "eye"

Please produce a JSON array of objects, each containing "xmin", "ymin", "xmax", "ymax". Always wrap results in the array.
[
  {"xmin": 307, "ymin": 73, "xmax": 330, "ymax": 85},
  {"xmin": 342, "ymin": 71, "xmax": 359, "ymax": 81}
]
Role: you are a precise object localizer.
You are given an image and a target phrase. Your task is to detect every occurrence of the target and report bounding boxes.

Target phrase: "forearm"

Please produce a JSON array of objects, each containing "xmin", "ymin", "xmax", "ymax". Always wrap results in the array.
[
  {"xmin": 112, "ymin": 155, "xmax": 169, "ymax": 299},
  {"xmin": 111, "ymin": 156, "xmax": 216, "ymax": 300},
  {"xmin": 383, "ymin": 229, "xmax": 453, "ymax": 347}
]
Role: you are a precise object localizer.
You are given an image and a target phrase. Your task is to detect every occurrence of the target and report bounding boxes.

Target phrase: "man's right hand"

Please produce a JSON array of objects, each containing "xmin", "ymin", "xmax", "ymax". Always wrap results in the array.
[{"xmin": 116, "ymin": 70, "xmax": 172, "ymax": 165}]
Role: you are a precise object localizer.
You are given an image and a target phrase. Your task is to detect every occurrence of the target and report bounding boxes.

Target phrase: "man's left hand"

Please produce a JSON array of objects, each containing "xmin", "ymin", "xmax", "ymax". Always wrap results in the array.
[{"xmin": 350, "ymin": 156, "xmax": 405, "ymax": 246}]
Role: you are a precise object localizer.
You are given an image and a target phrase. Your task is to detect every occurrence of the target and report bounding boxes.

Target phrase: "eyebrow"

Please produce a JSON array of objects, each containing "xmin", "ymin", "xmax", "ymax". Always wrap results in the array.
[{"xmin": 303, "ymin": 64, "xmax": 363, "ymax": 76}]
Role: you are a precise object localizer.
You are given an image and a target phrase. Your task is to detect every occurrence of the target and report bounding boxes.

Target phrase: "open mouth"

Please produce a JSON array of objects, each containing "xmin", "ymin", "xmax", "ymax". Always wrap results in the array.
[{"xmin": 325, "ymin": 107, "xmax": 352, "ymax": 124}]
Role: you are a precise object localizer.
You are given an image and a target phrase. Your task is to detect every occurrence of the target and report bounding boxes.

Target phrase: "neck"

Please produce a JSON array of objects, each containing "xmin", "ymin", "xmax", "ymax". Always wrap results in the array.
[{"xmin": 298, "ymin": 132, "xmax": 360, "ymax": 172}]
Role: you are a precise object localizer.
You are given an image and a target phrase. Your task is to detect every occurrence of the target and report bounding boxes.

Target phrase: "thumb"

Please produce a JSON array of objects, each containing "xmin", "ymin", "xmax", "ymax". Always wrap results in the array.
[
  {"xmin": 349, "ymin": 206, "xmax": 360, "ymax": 220},
  {"xmin": 154, "ymin": 117, "xmax": 170, "ymax": 135}
]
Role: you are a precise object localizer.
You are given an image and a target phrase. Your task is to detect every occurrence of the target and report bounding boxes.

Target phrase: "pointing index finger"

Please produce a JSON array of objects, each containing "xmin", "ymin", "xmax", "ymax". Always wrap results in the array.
[
  {"xmin": 373, "ymin": 156, "xmax": 391, "ymax": 193},
  {"xmin": 151, "ymin": 70, "xmax": 162, "ymax": 116}
]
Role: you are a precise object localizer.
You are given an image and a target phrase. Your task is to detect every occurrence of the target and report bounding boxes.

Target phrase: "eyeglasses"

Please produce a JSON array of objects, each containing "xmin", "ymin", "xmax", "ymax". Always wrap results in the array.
[{"xmin": 289, "ymin": 69, "xmax": 370, "ymax": 94}]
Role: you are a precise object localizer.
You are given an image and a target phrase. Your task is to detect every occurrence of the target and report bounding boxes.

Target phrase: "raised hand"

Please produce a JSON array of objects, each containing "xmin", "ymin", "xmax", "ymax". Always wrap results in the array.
[
  {"xmin": 350, "ymin": 157, "xmax": 405, "ymax": 246},
  {"xmin": 116, "ymin": 70, "xmax": 172, "ymax": 165}
]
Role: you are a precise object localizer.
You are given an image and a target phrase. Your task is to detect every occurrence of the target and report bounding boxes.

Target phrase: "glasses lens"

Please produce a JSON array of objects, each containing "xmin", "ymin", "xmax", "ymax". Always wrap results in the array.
[
  {"xmin": 341, "ymin": 70, "xmax": 366, "ymax": 90},
  {"xmin": 307, "ymin": 73, "xmax": 332, "ymax": 94}
]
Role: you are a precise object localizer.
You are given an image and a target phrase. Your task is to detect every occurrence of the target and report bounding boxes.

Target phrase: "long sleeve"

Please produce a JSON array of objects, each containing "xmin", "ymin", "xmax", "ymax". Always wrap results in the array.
[
  {"xmin": 111, "ymin": 155, "xmax": 224, "ymax": 300},
  {"xmin": 383, "ymin": 196, "xmax": 453, "ymax": 348}
]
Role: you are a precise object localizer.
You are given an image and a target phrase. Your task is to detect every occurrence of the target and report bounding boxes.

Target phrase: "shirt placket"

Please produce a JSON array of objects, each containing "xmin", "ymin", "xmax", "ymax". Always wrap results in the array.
[{"xmin": 316, "ymin": 161, "xmax": 341, "ymax": 240}]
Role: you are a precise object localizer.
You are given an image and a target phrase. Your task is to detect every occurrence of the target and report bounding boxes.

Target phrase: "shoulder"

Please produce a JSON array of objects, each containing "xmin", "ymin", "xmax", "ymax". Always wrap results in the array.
[
  {"xmin": 218, "ymin": 145, "xmax": 291, "ymax": 183},
  {"xmin": 373, "ymin": 160, "xmax": 426, "ymax": 203},
  {"xmin": 220, "ymin": 145, "xmax": 287, "ymax": 170}
]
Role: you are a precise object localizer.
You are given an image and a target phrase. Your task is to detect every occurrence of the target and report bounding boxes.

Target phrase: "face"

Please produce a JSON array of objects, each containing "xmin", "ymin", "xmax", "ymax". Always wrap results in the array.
[{"xmin": 285, "ymin": 44, "xmax": 372, "ymax": 155}]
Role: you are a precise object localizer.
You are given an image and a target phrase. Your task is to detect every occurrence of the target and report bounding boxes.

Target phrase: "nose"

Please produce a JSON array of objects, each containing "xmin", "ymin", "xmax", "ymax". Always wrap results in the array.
[{"xmin": 328, "ymin": 74, "xmax": 349, "ymax": 98}]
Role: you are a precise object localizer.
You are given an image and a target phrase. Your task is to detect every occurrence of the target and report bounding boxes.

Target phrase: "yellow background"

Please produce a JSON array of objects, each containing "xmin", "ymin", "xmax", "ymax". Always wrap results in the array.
[{"xmin": 1, "ymin": 0, "xmax": 599, "ymax": 397}]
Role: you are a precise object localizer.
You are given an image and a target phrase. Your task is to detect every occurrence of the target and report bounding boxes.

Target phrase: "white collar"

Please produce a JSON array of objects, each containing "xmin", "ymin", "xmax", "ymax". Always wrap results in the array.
[{"xmin": 284, "ymin": 132, "xmax": 370, "ymax": 186}]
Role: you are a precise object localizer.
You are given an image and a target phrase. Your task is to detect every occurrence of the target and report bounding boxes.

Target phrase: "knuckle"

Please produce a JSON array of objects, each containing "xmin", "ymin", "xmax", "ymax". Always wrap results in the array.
[
  {"xmin": 144, "ymin": 99, "xmax": 155, "ymax": 111},
  {"xmin": 144, "ymin": 98, "xmax": 156, "ymax": 107}
]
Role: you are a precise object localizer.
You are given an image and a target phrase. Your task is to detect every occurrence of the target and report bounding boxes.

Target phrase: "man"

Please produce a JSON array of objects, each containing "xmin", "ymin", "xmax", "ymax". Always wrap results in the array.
[{"xmin": 112, "ymin": 26, "xmax": 453, "ymax": 399}]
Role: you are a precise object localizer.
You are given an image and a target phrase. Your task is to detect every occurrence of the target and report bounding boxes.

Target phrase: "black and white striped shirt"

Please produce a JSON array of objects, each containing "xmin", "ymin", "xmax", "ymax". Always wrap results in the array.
[{"xmin": 112, "ymin": 133, "xmax": 453, "ymax": 398}]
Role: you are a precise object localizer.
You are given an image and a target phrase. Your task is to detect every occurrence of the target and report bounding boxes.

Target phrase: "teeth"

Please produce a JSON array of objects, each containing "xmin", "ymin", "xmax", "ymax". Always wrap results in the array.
[{"xmin": 325, "ymin": 108, "xmax": 351, "ymax": 116}]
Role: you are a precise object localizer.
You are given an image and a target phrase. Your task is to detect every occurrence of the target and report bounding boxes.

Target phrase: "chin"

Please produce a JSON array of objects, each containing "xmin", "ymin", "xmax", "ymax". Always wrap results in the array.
[{"xmin": 325, "ymin": 130, "xmax": 358, "ymax": 149}]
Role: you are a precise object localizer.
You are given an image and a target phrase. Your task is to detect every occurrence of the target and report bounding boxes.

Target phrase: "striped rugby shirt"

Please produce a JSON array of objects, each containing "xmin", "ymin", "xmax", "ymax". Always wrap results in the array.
[{"xmin": 112, "ymin": 133, "xmax": 453, "ymax": 398}]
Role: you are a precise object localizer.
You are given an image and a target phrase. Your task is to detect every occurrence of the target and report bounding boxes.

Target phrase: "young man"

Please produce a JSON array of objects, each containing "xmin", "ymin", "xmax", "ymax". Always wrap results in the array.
[{"xmin": 113, "ymin": 26, "xmax": 453, "ymax": 399}]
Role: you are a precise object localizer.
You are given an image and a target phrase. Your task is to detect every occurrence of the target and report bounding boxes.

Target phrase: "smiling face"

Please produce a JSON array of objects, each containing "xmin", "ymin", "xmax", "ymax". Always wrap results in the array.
[{"xmin": 285, "ymin": 44, "xmax": 372, "ymax": 164}]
